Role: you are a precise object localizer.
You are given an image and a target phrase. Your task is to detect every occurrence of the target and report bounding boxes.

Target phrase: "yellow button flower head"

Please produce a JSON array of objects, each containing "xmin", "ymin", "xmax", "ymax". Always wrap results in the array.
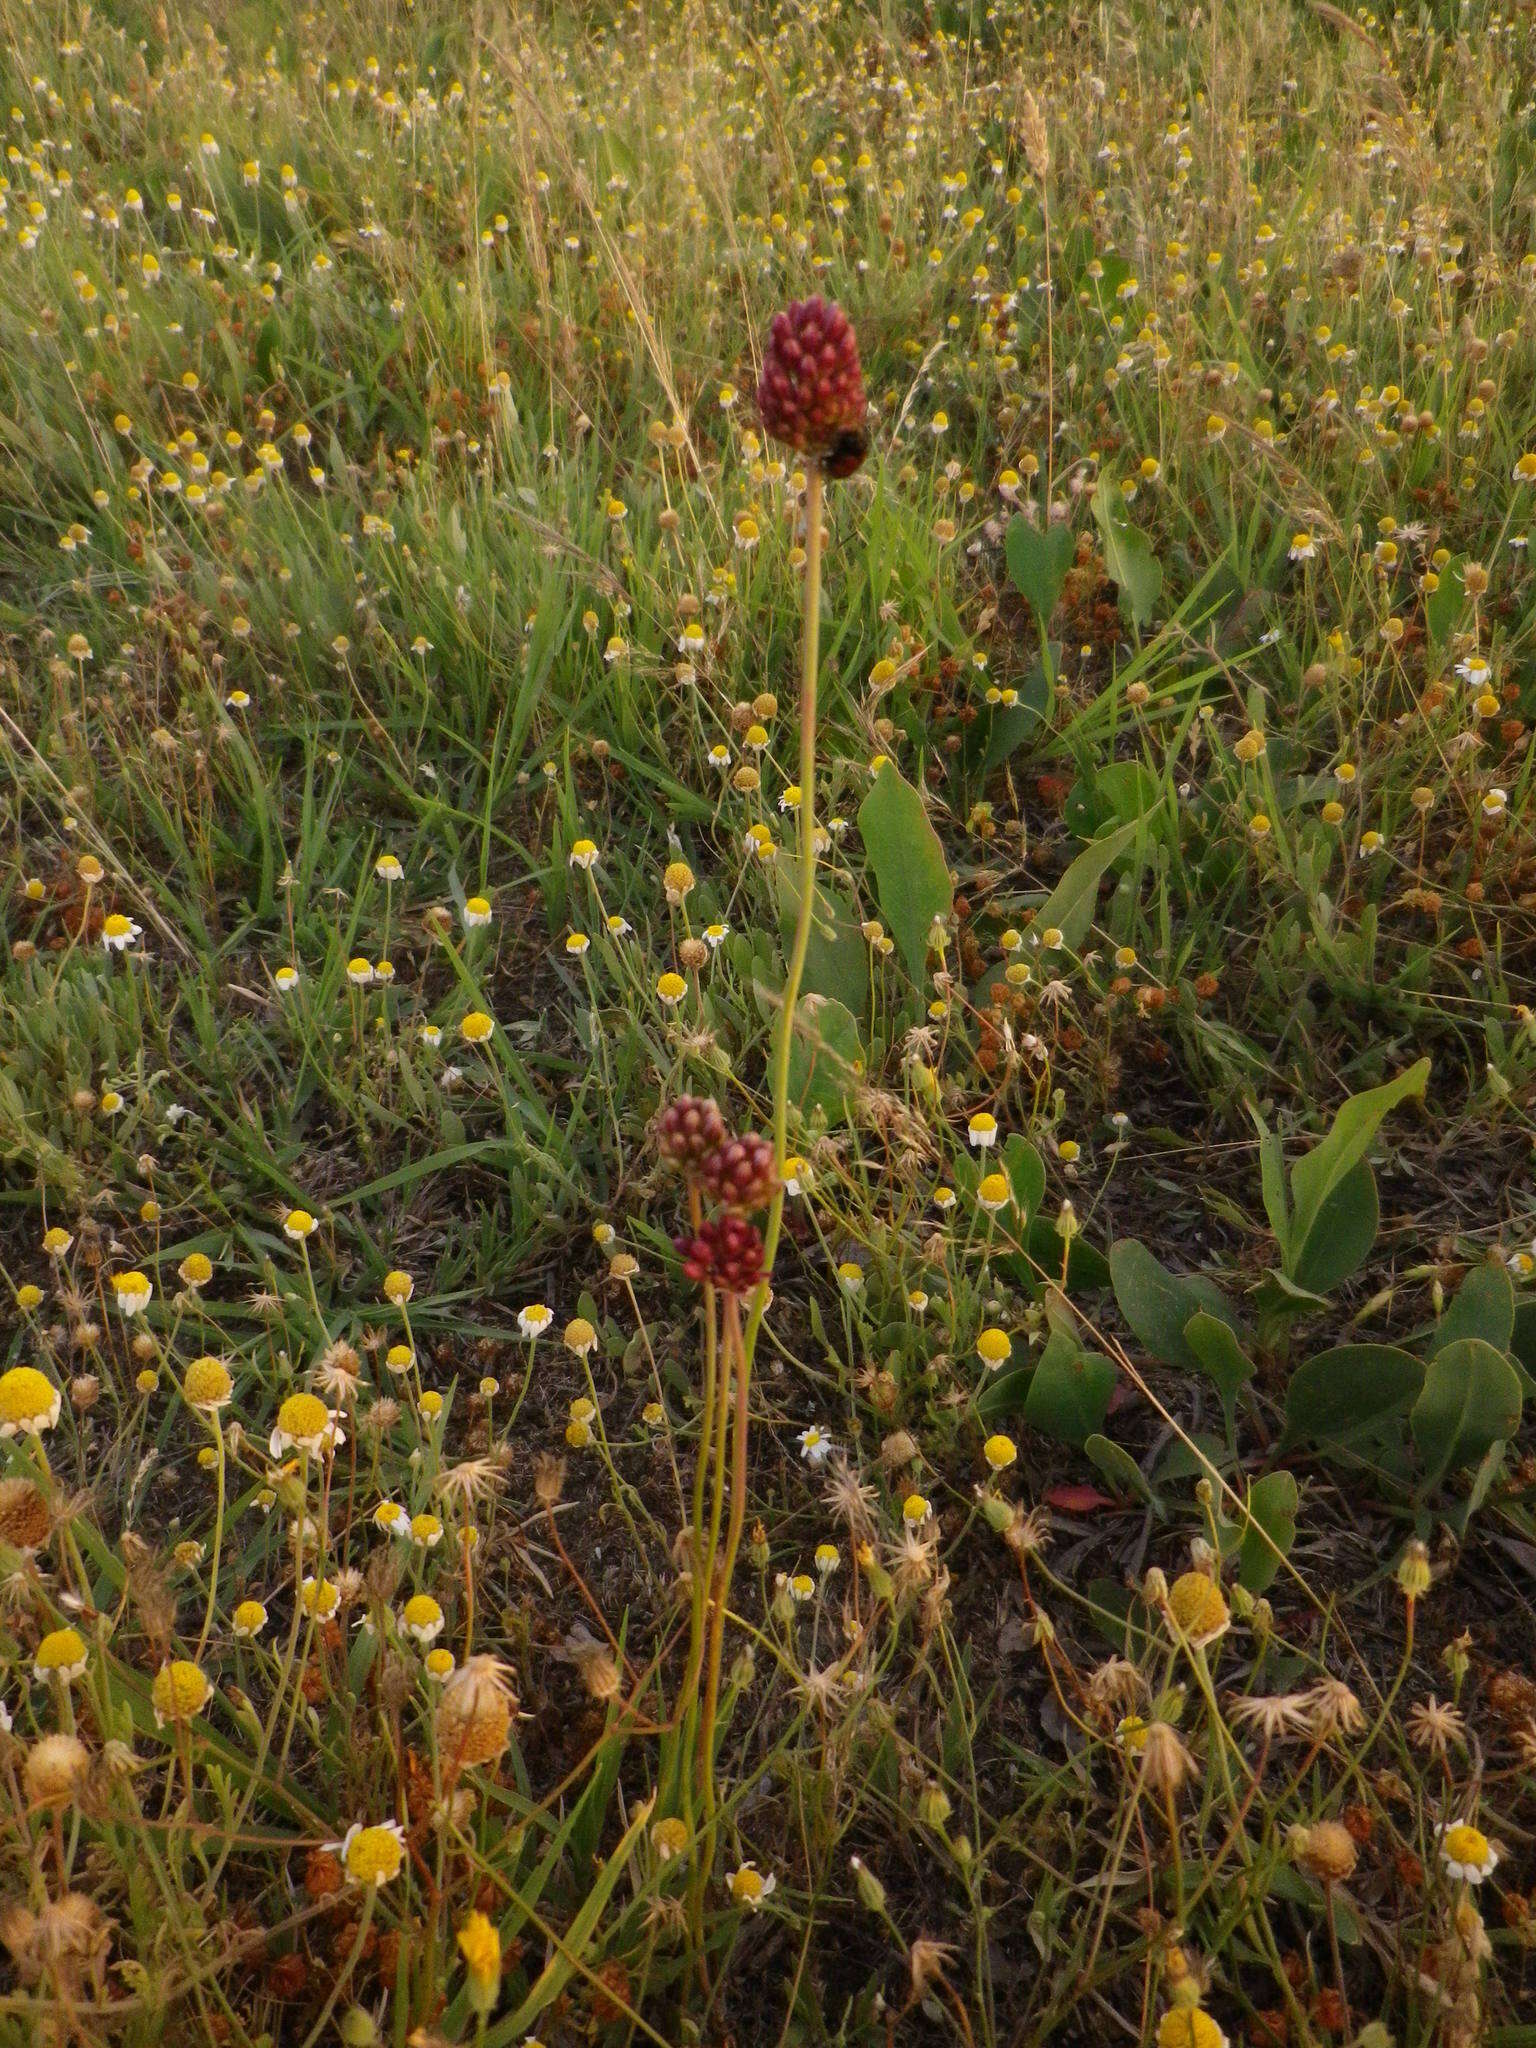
[
  {"xmin": 652, "ymin": 1815, "xmax": 690, "ymax": 1861},
  {"xmin": 463, "ymin": 895, "xmax": 492, "ymax": 928},
  {"xmin": 0, "ymin": 1367, "xmax": 62, "ymax": 1438},
  {"xmin": 983, "ymin": 1433, "xmax": 1017, "ymax": 1472},
  {"xmin": 568, "ymin": 839, "xmax": 600, "ymax": 872},
  {"xmin": 663, "ymin": 860, "xmax": 695, "ymax": 903},
  {"xmin": 409, "ymin": 1513, "xmax": 443, "ymax": 1548},
  {"xmin": 461, "ymin": 1010, "xmax": 494, "ymax": 1044},
  {"xmin": 270, "ymin": 1392, "xmax": 343, "ymax": 1458},
  {"xmin": 152, "ymin": 1659, "xmax": 210, "ymax": 1726},
  {"xmin": 338, "ymin": 1820, "xmax": 406, "ymax": 1886},
  {"xmin": 425, "ymin": 1647, "xmax": 456, "ymax": 1682},
  {"xmin": 43, "ymin": 1227, "xmax": 73, "ymax": 1259},
  {"xmin": 233, "ymin": 1599, "xmax": 268, "ymax": 1637},
  {"xmin": 517, "ymin": 1303, "xmax": 552, "ymax": 1340},
  {"xmin": 382, "ymin": 1269, "xmax": 414, "ymax": 1305},
  {"xmin": 178, "ymin": 1251, "xmax": 213, "ymax": 1290},
  {"xmin": 401, "ymin": 1593, "xmax": 445, "ymax": 1643},
  {"xmin": 977, "ymin": 1328, "xmax": 1012, "ymax": 1370},
  {"xmin": 458, "ymin": 1908, "xmax": 502, "ymax": 2011},
  {"xmin": 101, "ymin": 912, "xmax": 141, "ymax": 951},
  {"xmin": 1167, "ymin": 1570, "xmax": 1231, "ymax": 1646},
  {"xmin": 1156, "ymin": 2009, "xmax": 1227, "ymax": 2048},
  {"xmin": 111, "ymin": 1270, "xmax": 153, "ymax": 1316},
  {"xmin": 375, "ymin": 853, "xmax": 404, "ymax": 883},
  {"xmin": 182, "ymin": 1356, "xmax": 232, "ymax": 1410},
  {"xmin": 563, "ymin": 1317, "xmax": 597, "ymax": 1356},
  {"xmin": 301, "ymin": 1576, "xmax": 340, "ymax": 1618},
  {"xmin": 902, "ymin": 1493, "xmax": 932, "ymax": 1527},
  {"xmin": 34, "ymin": 1627, "xmax": 88, "ymax": 1684},
  {"xmin": 656, "ymin": 972, "xmax": 687, "ymax": 1005},
  {"xmin": 977, "ymin": 1173, "xmax": 1011, "ymax": 1213},
  {"xmin": 728, "ymin": 1862, "xmax": 776, "ymax": 1909},
  {"xmin": 282, "ymin": 1208, "xmax": 318, "ymax": 1242},
  {"xmin": 1440, "ymin": 1820, "xmax": 1499, "ymax": 1883},
  {"xmin": 967, "ymin": 1110, "xmax": 999, "ymax": 1149}
]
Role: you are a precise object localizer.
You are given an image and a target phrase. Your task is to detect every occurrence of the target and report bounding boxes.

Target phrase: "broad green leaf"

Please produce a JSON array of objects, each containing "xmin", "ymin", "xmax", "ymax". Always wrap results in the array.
[
  {"xmin": 1091, "ymin": 477, "xmax": 1163, "ymax": 629},
  {"xmin": 1247, "ymin": 1102, "xmax": 1291, "ymax": 1252},
  {"xmin": 1236, "ymin": 1470, "xmax": 1298, "ymax": 1593},
  {"xmin": 976, "ymin": 657, "xmax": 1053, "ymax": 773},
  {"xmin": 857, "ymin": 764, "xmax": 953, "ymax": 986},
  {"xmin": 1033, "ymin": 814, "xmax": 1149, "ymax": 951},
  {"xmin": 1282, "ymin": 1343, "xmax": 1424, "ymax": 1450},
  {"xmin": 774, "ymin": 863, "xmax": 869, "ymax": 1014},
  {"xmin": 1287, "ymin": 1059, "xmax": 1429, "ymax": 1268},
  {"xmin": 1023, "ymin": 1334, "xmax": 1118, "ymax": 1446},
  {"xmin": 1411, "ymin": 1337, "xmax": 1523, "ymax": 1494},
  {"xmin": 1510, "ymin": 1298, "xmax": 1536, "ymax": 1395},
  {"xmin": 1426, "ymin": 555, "xmax": 1465, "ymax": 644},
  {"xmin": 1005, "ymin": 514, "xmax": 1074, "ymax": 624},
  {"xmin": 783, "ymin": 992, "xmax": 864, "ymax": 1124},
  {"xmin": 1183, "ymin": 1310, "xmax": 1255, "ymax": 1441},
  {"xmin": 1002, "ymin": 1134, "xmax": 1046, "ymax": 1223},
  {"xmin": 1005, "ymin": 1218, "xmax": 1112, "ymax": 1296},
  {"xmin": 1110, "ymin": 1238, "xmax": 1239, "ymax": 1375},
  {"xmin": 1426, "ymin": 1261, "xmax": 1514, "ymax": 1359},
  {"xmin": 1084, "ymin": 1433, "xmax": 1161, "ymax": 1511},
  {"xmin": 1290, "ymin": 1159, "xmax": 1379, "ymax": 1295}
]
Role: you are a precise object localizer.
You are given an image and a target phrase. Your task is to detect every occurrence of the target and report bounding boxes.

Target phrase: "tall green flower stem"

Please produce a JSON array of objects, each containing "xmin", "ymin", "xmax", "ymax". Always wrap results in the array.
[{"xmin": 693, "ymin": 464, "xmax": 826, "ymax": 1908}]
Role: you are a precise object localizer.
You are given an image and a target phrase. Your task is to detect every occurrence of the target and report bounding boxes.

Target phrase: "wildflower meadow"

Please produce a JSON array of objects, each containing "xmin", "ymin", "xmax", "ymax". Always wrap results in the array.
[{"xmin": 4, "ymin": 0, "xmax": 1536, "ymax": 2043}]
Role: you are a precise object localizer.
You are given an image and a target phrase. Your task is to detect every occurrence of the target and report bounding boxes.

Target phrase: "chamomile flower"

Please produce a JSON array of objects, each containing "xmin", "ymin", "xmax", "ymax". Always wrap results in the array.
[
  {"xmin": 518, "ymin": 1303, "xmax": 553, "ymax": 1340},
  {"xmin": 34, "ymin": 1628, "xmax": 88, "ymax": 1685},
  {"xmin": 111, "ymin": 1271, "xmax": 153, "ymax": 1317},
  {"xmin": 401, "ymin": 1593, "xmax": 445, "ymax": 1643},
  {"xmin": 335, "ymin": 1820, "xmax": 407, "ymax": 1886},
  {"xmin": 270, "ymin": 1393, "xmax": 343, "ymax": 1458},
  {"xmin": 0, "ymin": 1367, "xmax": 62, "ymax": 1438},
  {"xmin": 728, "ymin": 1862, "xmax": 776, "ymax": 1909},
  {"xmin": 233, "ymin": 1599, "xmax": 268, "ymax": 1637},
  {"xmin": 1440, "ymin": 1820, "xmax": 1500, "ymax": 1884},
  {"xmin": 798, "ymin": 1424, "xmax": 834, "ymax": 1465}
]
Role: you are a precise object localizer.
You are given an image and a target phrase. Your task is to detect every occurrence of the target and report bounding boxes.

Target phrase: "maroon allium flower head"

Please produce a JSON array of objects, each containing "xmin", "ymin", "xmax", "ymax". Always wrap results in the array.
[
  {"xmin": 756, "ymin": 296, "xmax": 869, "ymax": 476},
  {"xmin": 700, "ymin": 1132, "xmax": 779, "ymax": 1213},
  {"xmin": 674, "ymin": 1215, "xmax": 765, "ymax": 1296},
  {"xmin": 655, "ymin": 1095, "xmax": 728, "ymax": 1174}
]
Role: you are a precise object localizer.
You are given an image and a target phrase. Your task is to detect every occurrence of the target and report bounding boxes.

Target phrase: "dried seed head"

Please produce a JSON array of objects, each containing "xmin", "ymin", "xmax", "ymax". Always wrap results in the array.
[
  {"xmin": 1139, "ymin": 1721, "xmax": 1198, "ymax": 1798},
  {"xmin": 1019, "ymin": 90, "xmax": 1050, "ymax": 179},
  {"xmin": 0, "ymin": 1479, "xmax": 52, "ymax": 1551},
  {"xmin": 533, "ymin": 1453, "xmax": 566, "ymax": 1507},
  {"xmin": 24, "ymin": 1734, "xmax": 91, "ymax": 1810},
  {"xmin": 1292, "ymin": 1820, "xmax": 1359, "ymax": 1885},
  {"xmin": 437, "ymin": 1655, "xmax": 518, "ymax": 1772}
]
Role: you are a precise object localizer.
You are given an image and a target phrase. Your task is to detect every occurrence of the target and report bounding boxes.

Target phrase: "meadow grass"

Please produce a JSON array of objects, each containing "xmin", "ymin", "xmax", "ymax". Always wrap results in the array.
[{"xmin": 2, "ymin": 0, "xmax": 1536, "ymax": 2043}]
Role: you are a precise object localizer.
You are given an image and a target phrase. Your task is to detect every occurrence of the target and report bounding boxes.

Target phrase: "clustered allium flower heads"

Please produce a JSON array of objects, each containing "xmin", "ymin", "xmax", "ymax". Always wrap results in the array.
[
  {"xmin": 756, "ymin": 296, "xmax": 868, "ymax": 476},
  {"xmin": 655, "ymin": 1095, "xmax": 728, "ymax": 1174},
  {"xmin": 658, "ymin": 1096, "xmax": 776, "ymax": 1295},
  {"xmin": 676, "ymin": 1215, "xmax": 765, "ymax": 1297},
  {"xmin": 701, "ymin": 1132, "xmax": 779, "ymax": 1212}
]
